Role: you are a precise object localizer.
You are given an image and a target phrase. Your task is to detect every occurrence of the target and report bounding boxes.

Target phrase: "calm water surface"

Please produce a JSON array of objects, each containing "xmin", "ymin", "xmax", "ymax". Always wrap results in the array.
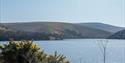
[{"xmin": 0, "ymin": 39, "xmax": 125, "ymax": 63}]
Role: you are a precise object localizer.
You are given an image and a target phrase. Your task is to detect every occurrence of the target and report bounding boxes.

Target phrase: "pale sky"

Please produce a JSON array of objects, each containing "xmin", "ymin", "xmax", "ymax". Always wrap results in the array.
[{"xmin": 0, "ymin": 0, "xmax": 125, "ymax": 27}]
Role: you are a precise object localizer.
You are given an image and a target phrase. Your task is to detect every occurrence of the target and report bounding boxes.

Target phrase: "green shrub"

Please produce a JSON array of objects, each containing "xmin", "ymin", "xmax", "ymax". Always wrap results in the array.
[{"xmin": 0, "ymin": 40, "xmax": 70, "ymax": 63}]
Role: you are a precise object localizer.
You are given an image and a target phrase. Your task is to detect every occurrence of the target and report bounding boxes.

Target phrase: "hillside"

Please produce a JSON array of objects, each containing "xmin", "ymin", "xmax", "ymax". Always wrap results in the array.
[
  {"xmin": 0, "ymin": 24, "xmax": 63, "ymax": 41},
  {"xmin": 108, "ymin": 29, "xmax": 125, "ymax": 39},
  {"xmin": 1, "ymin": 22, "xmax": 111, "ymax": 40},
  {"xmin": 78, "ymin": 23, "xmax": 124, "ymax": 33}
]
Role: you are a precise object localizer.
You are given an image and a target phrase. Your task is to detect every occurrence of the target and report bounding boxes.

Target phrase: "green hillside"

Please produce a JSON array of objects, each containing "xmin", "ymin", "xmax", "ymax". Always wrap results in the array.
[{"xmin": 0, "ymin": 22, "xmax": 112, "ymax": 41}]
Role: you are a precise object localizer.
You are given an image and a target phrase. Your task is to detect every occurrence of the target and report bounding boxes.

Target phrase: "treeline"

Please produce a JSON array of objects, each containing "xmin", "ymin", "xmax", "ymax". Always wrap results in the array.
[
  {"xmin": 0, "ymin": 30, "xmax": 63, "ymax": 41},
  {"xmin": 0, "ymin": 26, "xmax": 84, "ymax": 41}
]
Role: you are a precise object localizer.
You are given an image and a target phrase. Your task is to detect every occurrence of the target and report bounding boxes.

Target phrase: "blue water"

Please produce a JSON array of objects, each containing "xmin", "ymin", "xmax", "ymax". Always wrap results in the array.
[{"xmin": 0, "ymin": 39, "xmax": 125, "ymax": 63}]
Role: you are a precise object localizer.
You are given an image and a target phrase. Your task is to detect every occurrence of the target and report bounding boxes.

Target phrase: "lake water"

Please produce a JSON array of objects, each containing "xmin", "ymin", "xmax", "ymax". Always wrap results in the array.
[{"xmin": 0, "ymin": 39, "xmax": 125, "ymax": 63}]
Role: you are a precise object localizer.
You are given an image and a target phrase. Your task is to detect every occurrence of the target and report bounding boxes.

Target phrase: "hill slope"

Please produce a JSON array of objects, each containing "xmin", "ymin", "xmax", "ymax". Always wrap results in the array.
[
  {"xmin": 0, "ymin": 24, "xmax": 62, "ymax": 41},
  {"xmin": 108, "ymin": 29, "xmax": 125, "ymax": 39},
  {"xmin": 78, "ymin": 23, "xmax": 124, "ymax": 33},
  {"xmin": 1, "ymin": 22, "xmax": 111, "ymax": 39}
]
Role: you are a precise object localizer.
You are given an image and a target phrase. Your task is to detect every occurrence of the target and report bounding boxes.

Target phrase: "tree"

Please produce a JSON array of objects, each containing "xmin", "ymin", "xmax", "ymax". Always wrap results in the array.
[{"xmin": 0, "ymin": 40, "xmax": 70, "ymax": 63}]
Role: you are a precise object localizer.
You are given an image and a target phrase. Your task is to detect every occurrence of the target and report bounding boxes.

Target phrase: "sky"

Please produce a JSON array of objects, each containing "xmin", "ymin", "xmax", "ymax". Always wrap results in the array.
[{"xmin": 0, "ymin": 0, "xmax": 125, "ymax": 27}]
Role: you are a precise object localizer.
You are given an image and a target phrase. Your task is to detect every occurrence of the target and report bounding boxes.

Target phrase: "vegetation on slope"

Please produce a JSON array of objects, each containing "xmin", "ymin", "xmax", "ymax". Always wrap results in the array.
[
  {"xmin": 1, "ymin": 22, "xmax": 111, "ymax": 40},
  {"xmin": 0, "ymin": 30, "xmax": 63, "ymax": 41},
  {"xmin": 1, "ymin": 22, "xmax": 125, "ymax": 40},
  {"xmin": 78, "ymin": 23, "xmax": 124, "ymax": 33},
  {"xmin": 0, "ymin": 40, "xmax": 70, "ymax": 63},
  {"xmin": 108, "ymin": 29, "xmax": 125, "ymax": 39},
  {"xmin": 0, "ymin": 24, "xmax": 63, "ymax": 41}
]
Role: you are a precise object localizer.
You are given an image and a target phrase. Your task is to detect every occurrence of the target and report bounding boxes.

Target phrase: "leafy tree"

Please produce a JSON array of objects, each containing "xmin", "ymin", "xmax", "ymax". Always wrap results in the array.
[
  {"xmin": 47, "ymin": 51, "xmax": 70, "ymax": 63},
  {"xmin": 0, "ymin": 40, "xmax": 70, "ymax": 63}
]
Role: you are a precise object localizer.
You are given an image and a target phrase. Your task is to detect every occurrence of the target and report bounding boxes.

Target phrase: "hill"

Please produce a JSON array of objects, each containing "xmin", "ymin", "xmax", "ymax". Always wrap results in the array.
[
  {"xmin": 108, "ymin": 29, "xmax": 125, "ymax": 39},
  {"xmin": 78, "ymin": 23, "xmax": 124, "ymax": 33},
  {"xmin": 1, "ymin": 22, "xmax": 112, "ymax": 40}
]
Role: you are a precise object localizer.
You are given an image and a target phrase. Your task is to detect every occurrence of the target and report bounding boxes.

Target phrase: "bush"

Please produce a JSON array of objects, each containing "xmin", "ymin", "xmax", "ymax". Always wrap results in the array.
[{"xmin": 0, "ymin": 40, "xmax": 70, "ymax": 63}]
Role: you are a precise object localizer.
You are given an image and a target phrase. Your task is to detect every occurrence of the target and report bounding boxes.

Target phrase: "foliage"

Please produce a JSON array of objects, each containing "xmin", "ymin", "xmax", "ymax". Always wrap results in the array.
[
  {"xmin": 0, "ymin": 30, "xmax": 63, "ymax": 41},
  {"xmin": 0, "ymin": 40, "xmax": 70, "ymax": 63},
  {"xmin": 108, "ymin": 29, "xmax": 125, "ymax": 39}
]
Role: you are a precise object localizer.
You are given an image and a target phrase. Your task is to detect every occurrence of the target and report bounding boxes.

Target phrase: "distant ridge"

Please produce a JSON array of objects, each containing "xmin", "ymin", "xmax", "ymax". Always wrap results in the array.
[{"xmin": 78, "ymin": 23, "xmax": 124, "ymax": 33}]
